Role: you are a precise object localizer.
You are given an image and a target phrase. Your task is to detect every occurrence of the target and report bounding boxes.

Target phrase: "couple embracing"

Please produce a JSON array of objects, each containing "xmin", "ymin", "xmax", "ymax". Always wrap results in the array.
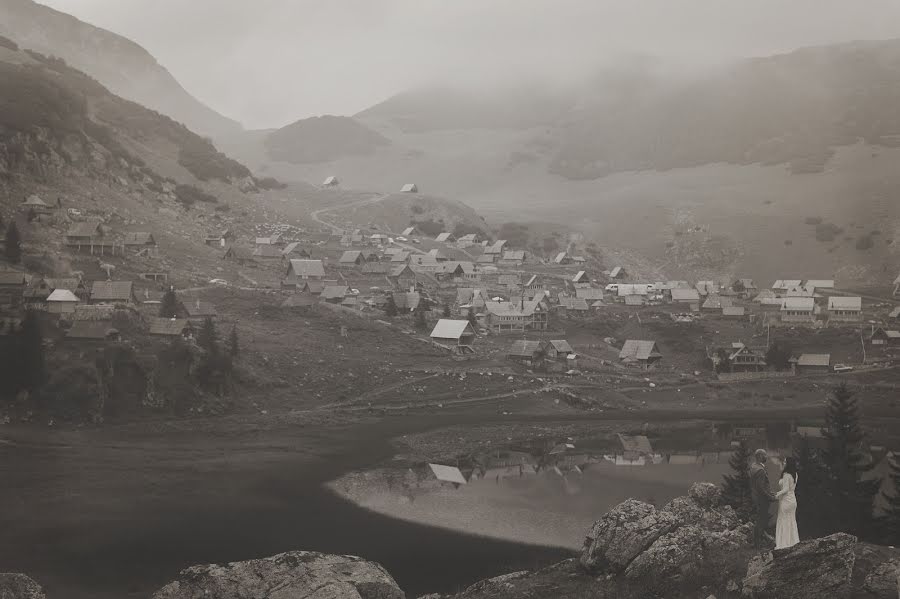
[{"xmin": 750, "ymin": 448, "xmax": 799, "ymax": 550}]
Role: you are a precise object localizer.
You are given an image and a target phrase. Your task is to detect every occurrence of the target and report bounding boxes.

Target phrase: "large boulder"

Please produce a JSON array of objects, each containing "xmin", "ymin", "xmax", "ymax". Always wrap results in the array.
[
  {"xmin": 152, "ymin": 551, "xmax": 405, "ymax": 599},
  {"xmin": 741, "ymin": 533, "xmax": 857, "ymax": 599},
  {"xmin": 579, "ymin": 499, "xmax": 680, "ymax": 574},
  {"xmin": 662, "ymin": 494, "xmax": 742, "ymax": 532},
  {"xmin": 863, "ymin": 558, "xmax": 900, "ymax": 599},
  {"xmin": 688, "ymin": 482, "xmax": 722, "ymax": 509},
  {"xmin": 0, "ymin": 574, "xmax": 46, "ymax": 599}
]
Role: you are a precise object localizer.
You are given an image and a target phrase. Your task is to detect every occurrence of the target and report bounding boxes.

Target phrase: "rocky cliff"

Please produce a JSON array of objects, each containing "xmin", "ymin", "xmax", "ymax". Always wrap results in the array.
[{"xmin": 4, "ymin": 483, "xmax": 899, "ymax": 599}]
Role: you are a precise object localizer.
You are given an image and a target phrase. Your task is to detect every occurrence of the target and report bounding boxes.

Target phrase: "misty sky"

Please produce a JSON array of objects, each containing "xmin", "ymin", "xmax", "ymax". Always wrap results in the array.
[{"xmin": 40, "ymin": 0, "xmax": 900, "ymax": 129}]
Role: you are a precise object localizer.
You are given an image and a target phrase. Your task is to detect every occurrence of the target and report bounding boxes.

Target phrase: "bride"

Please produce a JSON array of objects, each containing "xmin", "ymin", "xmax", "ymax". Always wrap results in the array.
[{"xmin": 775, "ymin": 456, "xmax": 800, "ymax": 549}]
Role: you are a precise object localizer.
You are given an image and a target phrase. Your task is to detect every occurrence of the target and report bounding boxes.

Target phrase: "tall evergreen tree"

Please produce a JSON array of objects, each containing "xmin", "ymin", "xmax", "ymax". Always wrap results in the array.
[
  {"xmin": 442, "ymin": 301, "xmax": 451, "ymax": 318},
  {"xmin": 721, "ymin": 441, "xmax": 754, "ymax": 521},
  {"xmin": 197, "ymin": 316, "xmax": 219, "ymax": 354},
  {"xmin": 228, "ymin": 325, "xmax": 239, "ymax": 358},
  {"xmin": 19, "ymin": 310, "xmax": 44, "ymax": 392},
  {"xmin": 821, "ymin": 383, "xmax": 880, "ymax": 539},
  {"xmin": 794, "ymin": 436, "xmax": 831, "ymax": 537},
  {"xmin": 383, "ymin": 294, "xmax": 398, "ymax": 318},
  {"xmin": 159, "ymin": 288, "xmax": 179, "ymax": 318},
  {"xmin": 467, "ymin": 307, "xmax": 478, "ymax": 329},
  {"xmin": 4, "ymin": 221, "xmax": 22, "ymax": 264},
  {"xmin": 879, "ymin": 452, "xmax": 900, "ymax": 546}
]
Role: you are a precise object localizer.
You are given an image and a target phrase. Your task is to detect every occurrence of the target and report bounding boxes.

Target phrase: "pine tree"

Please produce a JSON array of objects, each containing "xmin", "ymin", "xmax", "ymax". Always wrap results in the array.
[
  {"xmin": 467, "ymin": 307, "xmax": 478, "ymax": 329},
  {"xmin": 4, "ymin": 221, "xmax": 22, "ymax": 264},
  {"xmin": 197, "ymin": 316, "xmax": 219, "ymax": 354},
  {"xmin": 442, "ymin": 301, "xmax": 451, "ymax": 318},
  {"xmin": 821, "ymin": 383, "xmax": 881, "ymax": 539},
  {"xmin": 721, "ymin": 441, "xmax": 754, "ymax": 521},
  {"xmin": 879, "ymin": 452, "xmax": 900, "ymax": 545},
  {"xmin": 19, "ymin": 310, "xmax": 44, "ymax": 392},
  {"xmin": 228, "ymin": 325, "xmax": 239, "ymax": 358},
  {"xmin": 159, "ymin": 288, "xmax": 179, "ymax": 318},
  {"xmin": 795, "ymin": 436, "xmax": 831, "ymax": 537},
  {"xmin": 383, "ymin": 294, "xmax": 398, "ymax": 318}
]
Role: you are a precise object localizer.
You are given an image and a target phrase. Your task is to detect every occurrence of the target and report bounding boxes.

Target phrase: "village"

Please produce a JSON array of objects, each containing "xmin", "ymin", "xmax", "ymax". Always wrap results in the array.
[{"xmin": 3, "ymin": 187, "xmax": 900, "ymax": 391}]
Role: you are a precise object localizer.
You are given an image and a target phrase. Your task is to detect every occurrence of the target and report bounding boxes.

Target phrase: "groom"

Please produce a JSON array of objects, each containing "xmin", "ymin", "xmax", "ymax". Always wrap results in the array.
[{"xmin": 750, "ymin": 448, "xmax": 777, "ymax": 549}]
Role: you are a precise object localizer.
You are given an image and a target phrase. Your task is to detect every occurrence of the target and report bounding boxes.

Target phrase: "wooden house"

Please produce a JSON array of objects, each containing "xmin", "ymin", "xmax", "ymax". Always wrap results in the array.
[
  {"xmin": 619, "ymin": 340, "xmax": 662, "ymax": 369},
  {"xmin": 430, "ymin": 319, "xmax": 476, "ymax": 352},
  {"xmin": 185, "ymin": 299, "xmax": 217, "ymax": 323},
  {"xmin": 66, "ymin": 321, "xmax": 120, "ymax": 342},
  {"xmin": 507, "ymin": 340, "xmax": 544, "ymax": 367},
  {"xmin": 609, "ymin": 266, "xmax": 626, "ymax": 279},
  {"xmin": 400, "ymin": 183, "xmax": 418, "ymax": 193},
  {"xmin": 544, "ymin": 339, "xmax": 575, "ymax": 361},
  {"xmin": 123, "ymin": 232, "xmax": 158, "ymax": 255},
  {"xmin": 390, "ymin": 264, "xmax": 419, "ymax": 289},
  {"xmin": 89, "ymin": 281, "xmax": 135, "ymax": 305},
  {"xmin": 724, "ymin": 343, "xmax": 766, "ymax": 372},
  {"xmin": 283, "ymin": 259, "xmax": 326, "ymax": 288},
  {"xmin": 323, "ymin": 176, "xmax": 339, "ymax": 186},
  {"xmin": 484, "ymin": 297, "xmax": 548, "ymax": 333},
  {"xmin": 252, "ymin": 244, "xmax": 285, "ymax": 259},
  {"xmin": 499, "ymin": 250, "xmax": 526, "ymax": 266},
  {"xmin": 827, "ymin": 296, "xmax": 862, "ymax": 323},
  {"xmin": 149, "ymin": 318, "xmax": 193, "ymax": 339},
  {"xmin": 435, "ymin": 232, "xmax": 454, "ymax": 243},
  {"xmin": 21, "ymin": 194, "xmax": 53, "ymax": 216},
  {"xmin": 553, "ymin": 252, "xmax": 572, "ymax": 265},
  {"xmin": 870, "ymin": 327, "xmax": 900, "ymax": 346},
  {"xmin": 780, "ymin": 297, "xmax": 816, "ymax": 324},
  {"xmin": 792, "ymin": 353, "xmax": 831, "ymax": 374},
  {"xmin": 222, "ymin": 246, "xmax": 255, "ymax": 265},
  {"xmin": 46, "ymin": 289, "xmax": 81, "ymax": 314},
  {"xmin": 321, "ymin": 286, "xmax": 349, "ymax": 304},
  {"xmin": 339, "ymin": 250, "xmax": 365, "ymax": 266},
  {"xmin": 66, "ymin": 221, "xmax": 104, "ymax": 246}
]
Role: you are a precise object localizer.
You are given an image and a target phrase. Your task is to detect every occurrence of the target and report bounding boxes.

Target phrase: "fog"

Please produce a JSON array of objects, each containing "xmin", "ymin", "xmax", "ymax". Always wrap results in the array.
[{"xmin": 39, "ymin": 0, "xmax": 900, "ymax": 129}]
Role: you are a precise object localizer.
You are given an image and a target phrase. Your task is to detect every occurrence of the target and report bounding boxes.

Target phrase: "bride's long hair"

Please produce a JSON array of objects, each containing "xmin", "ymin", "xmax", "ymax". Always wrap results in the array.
[{"xmin": 782, "ymin": 456, "xmax": 799, "ymax": 481}]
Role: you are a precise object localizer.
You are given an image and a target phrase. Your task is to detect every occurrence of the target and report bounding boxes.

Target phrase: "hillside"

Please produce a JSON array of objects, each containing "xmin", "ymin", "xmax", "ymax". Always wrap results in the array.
[
  {"xmin": 0, "ymin": 0, "xmax": 241, "ymax": 138},
  {"xmin": 264, "ymin": 115, "xmax": 389, "ymax": 164}
]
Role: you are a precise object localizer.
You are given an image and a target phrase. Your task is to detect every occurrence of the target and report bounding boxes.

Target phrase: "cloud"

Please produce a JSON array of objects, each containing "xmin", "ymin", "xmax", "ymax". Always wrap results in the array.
[{"xmin": 38, "ymin": 0, "xmax": 900, "ymax": 128}]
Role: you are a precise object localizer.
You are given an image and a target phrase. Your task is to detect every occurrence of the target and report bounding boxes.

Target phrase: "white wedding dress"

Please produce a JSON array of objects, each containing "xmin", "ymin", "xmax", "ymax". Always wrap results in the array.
[{"xmin": 775, "ymin": 473, "xmax": 799, "ymax": 549}]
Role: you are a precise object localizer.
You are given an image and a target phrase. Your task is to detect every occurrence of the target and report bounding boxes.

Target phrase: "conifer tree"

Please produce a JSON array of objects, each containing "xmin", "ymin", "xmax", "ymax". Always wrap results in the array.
[
  {"xmin": 821, "ymin": 383, "xmax": 881, "ymax": 539},
  {"xmin": 19, "ymin": 310, "xmax": 44, "ymax": 392},
  {"xmin": 795, "ymin": 436, "xmax": 831, "ymax": 537},
  {"xmin": 414, "ymin": 305, "xmax": 427, "ymax": 330},
  {"xmin": 228, "ymin": 325, "xmax": 239, "ymax": 358},
  {"xmin": 442, "ymin": 301, "xmax": 451, "ymax": 318},
  {"xmin": 197, "ymin": 316, "xmax": 218, "ymax": 354},
  {"xmin": 383, "ymin": 294, "xmax": 398, "ymax": 318},
  {"xmin": 467, "ymin": 307, "xmax": 478, "ymax": 329},
  {"xmin": 159, "ymin": 288, "xmax": 179, "ymax": 318},
  {"xmin": 878, "ymin": 452, "xmax": 900, "ymax": 545},
  {"xmin": 4, "ymin": 221, "xmax": 22, "ymax": 264},
  {"xmin": 721, "ymin": 441, "xmax": 754, "ymax": 521}
]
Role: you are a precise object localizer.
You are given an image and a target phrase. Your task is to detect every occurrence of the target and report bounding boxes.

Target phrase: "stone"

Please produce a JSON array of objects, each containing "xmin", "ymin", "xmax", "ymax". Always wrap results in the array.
[
  {"xmin": 863, "ymin": 558, "xmax": 900, "ymax": 599},
  {"xmin": 461, "ymin": 571, "xmax": 529, "ymax": 594},
  {"xmin": 689, "ymin": 482, "xmax": 722, "ymax": 509},
  {"xmin": 662, "ymin": 495, "xmax": 741, "ymax": 532},
  {"xmin": 580, "ymin": 499, "xmax": 680, "ymax": 574},
  {"xmin": 0, "ymin": 573, "xmax": 46, "ymax": 599},
  {"xmin": 741, "ymin": 533, "xmax": 857, "ymax": 599},
  {"xmin": 625, "ymin": 524, "xmax": 706, "ymax": 581},
  {"xmin": 151, "ymin": 551, "xmax": 405, "ymax": 599}
]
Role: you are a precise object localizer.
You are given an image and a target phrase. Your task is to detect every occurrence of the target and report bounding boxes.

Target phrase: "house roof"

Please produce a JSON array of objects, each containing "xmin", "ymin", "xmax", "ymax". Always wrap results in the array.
[
  {"xmin": 618, "ymin": 434, "xmax": 653, "ymax": 454},
  {"xmin": 185, "ymin": 300, "xmax": 217, "ymax": 317},
  {"xmin": 624, "ymin": 295, "xmax": 645, "ymax": 306},
  {"xmin": 773, "ymin": 279, "xmax": 802, "ymax": 290},
  {"xmin": 524, "ymin": 275, "xmax": 540, "ymax": 287},
  {"xmin": 796, "ymin": 353, "xmax": 831, "ymax": 367},
  {"xmin": 281, "ymin": 242, "xmax": 307, "ymax": 256},
  {"xmin": 67, "ymin": 221, "xmax": 101, "ymax": 237},
  {"xmin": 299, "ymin": 280, "xmax": 326, "ymax": 294},
  {"xmin": 362, "ymin": 263, "xmax": 392, "ymax": 274},
  {"xmin": 485, "ymin": 240, "xmax": 506, "ymax": 254},
  {"xmin": 67, "ymin": 321, "xmax": 118, "ymax": 340},
  {"xmin": 458, "ymin": 234, "xmax": 478, "ymax": 242},
  {"xmin": 572, "ymin": 271, "xmax": 588, "ymax": 283},
  {"xmin": 430, "ymin": 319, "xmax": 474, "ymax": 340},
  {"xmin": 281, "ymin": 292, "xmax": 318, "ymax": 308},
  {"xmin": 400, "ymin": 183, "xmax": 418, "ymax": 192},
  {"xmin": 252, "ymin": 244, "xmax": 284, "ymax": 258},
  {"xmin": 149, "ymin": 318, "xmax": 190, "ymax": 336},
  {"xmin": 695, "ymin": 281, "xmax": 719, "ymax": 294},
  {"xmin": 322, "ymin": 285, "xmax": 349, "ymax": 300},
  {"xmin": 47, "ymin": 289, "xmax": 80, "ymax": 302},
  {"xmin": 618, "ymin": 284, "xmax": 651, "ymax": 296},
  {"xmin": 428, "ymin": 463, "xmax": 467, "ymax": 485},
  {"xmin": 576, "ymin": 288, "xmax": 604, "ymax": 300},
  {"xmin": 390, "ymin": 264, "xmax": 415, "ymax": 277},
  {"xmin": 890, "ymin": 306, "xmax": 900, "ymax": 318},
  {"xmin": 671, "ymin": 288, "xmax": 701, "ymax": 302},
  {"xmin": 90, "ymin": 281, "xmax": 133, "ymax": 301},
  {"xmin": 123, "ymin": 232, "xmax": 155, "ymax": 245},
  {"xmin": 390, "ymin": 251, "xmax": 410, "ymax": 262},
  {"xmin": 722, "ymin": 306, "xmax": 746, "ymax": 316},
  {"xmin": 547, "ymin": 339, "xmax": 573, "ymax": 353},
  {"xmin": 609, "ymin": 266, "xmax": 623, "ymax": 278},
  {"xmin": 323, "ymin": 176, "xmax": 338, "ymax": 185},
  {"xmin": 340, "ymin": 250, "xmax": 363, "ymax": 263},
  {"xmin": 786, "ymin": 285, "xmax": 814, "ymax": 297},
  {"xmin": 619, "ymin": 340, "xmax": 661, "ymax": 361},
  {"xmin": 288, "ymin": 259, "xmax": 325, "ymax": 278},
  {"xmin": 400, "ymin": 227, "xmax": 415, "ymax": 236},
  {"xmin": 827, "ymin": 296, "xmax": 862, "ymax": 311},
  {"xmin": 0, "ymin": 271, "xmax": 27, "ymax": 285},
  {"xmin": 805, "ymin": 279, "xmax": 835, "ymax": 289},
  {"xmin": 476, "ymin": 254, "xmax": 495, "ymax": 264},
  {"xmin": 23, "ymin": 194, "xmax": 49, "ymax": 206},
  {"xmin": 435, "ymin": 233, "xmax": 452, "ymax": 242},
  {"xmin": 781, "ymin": 297, "xmax": 815, "ymax": 311},
  {"xmin": 508, "ymin": 340, "xmax": 542, "ymax": 357},
  {"xmin": 558, "ymin": 297, "xmax": 589, "ymax": 310},
  {"xmin": 554, "ymin": 252, "xmax": 568, "ymax": 263},
  {"xmin": 501, "ymin": 250, "xmax": 525, "ymax": 261},
  {"xmin": 427, "ymin": 248, "xmax": 446, "ymax": 259},
  {"xmin": 702, "ymin": 295, "xmax": 733, "ymax": 309}
]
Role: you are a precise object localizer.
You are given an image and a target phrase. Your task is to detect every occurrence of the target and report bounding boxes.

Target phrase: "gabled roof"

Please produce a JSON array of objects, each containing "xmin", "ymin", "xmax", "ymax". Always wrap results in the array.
[
  {"xmin": 390, "ymin": 251, "xmax": 410, "ymax": 262},
  {"xmin": 400, "ymin": 183, "xmax": 418, "ymax": 192},
  {"xmin": 671, "ymin": 288, "xmax": 701, "ymax": 302},
  {"xmin": 22, "ymin": 194, "xmax": 49, "ymax": 207},
  {"xmin": 123, "ymin": 232, "xmax": 155, "ymax": 245},
  {"xmin": 281, "ymin": 242, "xmax": 308, "ymax": 256},
  {"xmin": 458, "ymin": 233, "xmax": 478, "ymax": 242},
  {"xmin": 90, "ymin": 281, "xmax": 133, "ymax": 301},
  {"xmin": 781, "ymin": 297, "xmax": 815, "ymax": 311},
  {"xmin": 67, "ymin": 221, "xmax": 102, "ymax": 237},
  {"xmin": 609, "ymin": 266, "xmax": 623, "ymax": 278},
  {"xmin": 572, "ymin": 271, "xmax": 588, "ymax": 283},
  {"xmin": 618, "ymin": 434, "xmax": 653, "ymax": 454},
  {"xmin": 617, "ymin": 284, "xmax": 651, "ymax": 296},
  {"xmin": 287, "ymin": 259, "xmax": 325, "ymax": 278},
  {"xmin": 340, "ymin": 250, "xmax": 363, "ymax": 263},
  {"xmin": 508, "ymin": 340, "xmax": 542, "ymax": 357},
  {"xmin": 547, "ymin": 339, "xmax": 573, "ymax": 353},
  {"xmin": 485, "ymin": 240, "xmax": 507, "ymax": 254},
  {"xmin": 362, "ymin": 263, "xmax": 392, "ymax": 274},
  {"xmin": 735, "ymin": 278, "xmax": 758, "ymax": 289},
  {"xmin": 805, "ymin": 279, "xmax": 835, "ymax": 290},
  {"xmin": 500, "ymin": 250, "xmax": 525, "ymax": 261},
  {"xmin": 575, "ymin": 288, "xmax": 603, "ymax": 300},
  {"xmin": 149, "ymin": 318, "xmax": 190, "ymax": 336},
  {"xmin": 252, "ymin": 244, "xmax": 284, "ymax": 258},
  {"xmin": 624, "ymin": 294, "xmax": 645, "ymax": 306},
  {"xmin": 322, "ymin": 285, "xmax": 349, "ymax": 300},
  {"xmin": 401, "ymin": 227, "xmax": 416, "ymax": 236},
  {"xmin": 390, "ymin": 264, "xmax": 415, "ymax": 277},
  {"xmin": 702, "ymin": 294, "xmax": 733, "ymax": 310},
  {"xmin": 827, "ymin": 296, "xmax": 862, "ymax": 311},
  {"xmin": 890, "ymin": 306, "xmax": 900, "ymax": 318},
  {"xmin": 476, "ymin": 254, "xmax": 495, "ymax": 264},
  {"xmin": 323, "ymin": 176, "xmax": 338, "ymax": 185},
  {"xmin": 786, "ymin": 285, "xmax": 814, "ymax": 297},
  {"xmin": 430, "ymin": 319, "xmax": 474, "ymax": 340},
  {"xmin": 427, "ymin": 248, "xmax": 446, "ymax": 259},
  {"xmin": 435, "ymin": 233, "xmax": 453, "ymax": 242},
  {"xmin": 558, "ymin": 297, "xmax": 589, "ymax": 310},
  {"xmin": 47, "ymin": 289, "xmax": 80, "ymax": 302},
  {"xmin": 796, "ymin": 353, "xmax": 831, "ymax": 367},
  {"xmin": 553, "ymin": 252, "xmax": 569, "ymax": 264},
  {"xmin": 524, "ymin": 275, "xmax": 541, "ymax": 287},
  {"xmin": 722, "ymin": 306, "xmax": 746, "ymax": 316},
  {"xmin": 619, "ymin": 339, "xmax": 661, "ymax": 361},
  {"xmin": 773, "ymin": 279, "xmax": 802, "ymax": 290}
]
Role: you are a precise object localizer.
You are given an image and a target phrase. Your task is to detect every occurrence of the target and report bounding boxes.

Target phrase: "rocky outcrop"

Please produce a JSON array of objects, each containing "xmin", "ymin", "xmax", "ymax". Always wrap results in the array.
[
  {"xmin": 151, "ymin": 551, "xmax": 405, "ymax": 599},
  {"xmin": 580, "ymin": 498, "xmax": 680, "ymax": 573},
  {"xmin": 741, "ymin": 533, "xmax": 857, "ymax": 599},
  {"xmin": 863, "ymin": 557, "xmax": 900, "ymax": 599},
  {"xmin": 581, "ymin": 483, "xmax": 750, "ymax": 577},
  {"xmin": 0, "ymin": 573, "xmax": 46, "ymax": 599}
]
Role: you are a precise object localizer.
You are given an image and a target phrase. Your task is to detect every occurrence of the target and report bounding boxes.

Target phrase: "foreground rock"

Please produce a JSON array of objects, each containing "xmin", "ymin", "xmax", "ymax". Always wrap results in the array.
[
  {"xmin": 0, "ymin": 574, "xmax": 46, "ymax": 599},
  {"xmin": 862, "ymin": 557, "xmax": 900, "ymax": 598},
  {"xmin": 741, "ymin": 533, "xmax": 857, "ymax": 599},
  {"xmin": 152, "ymin": 551, "xmax": 405, "ymax": 599}
]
